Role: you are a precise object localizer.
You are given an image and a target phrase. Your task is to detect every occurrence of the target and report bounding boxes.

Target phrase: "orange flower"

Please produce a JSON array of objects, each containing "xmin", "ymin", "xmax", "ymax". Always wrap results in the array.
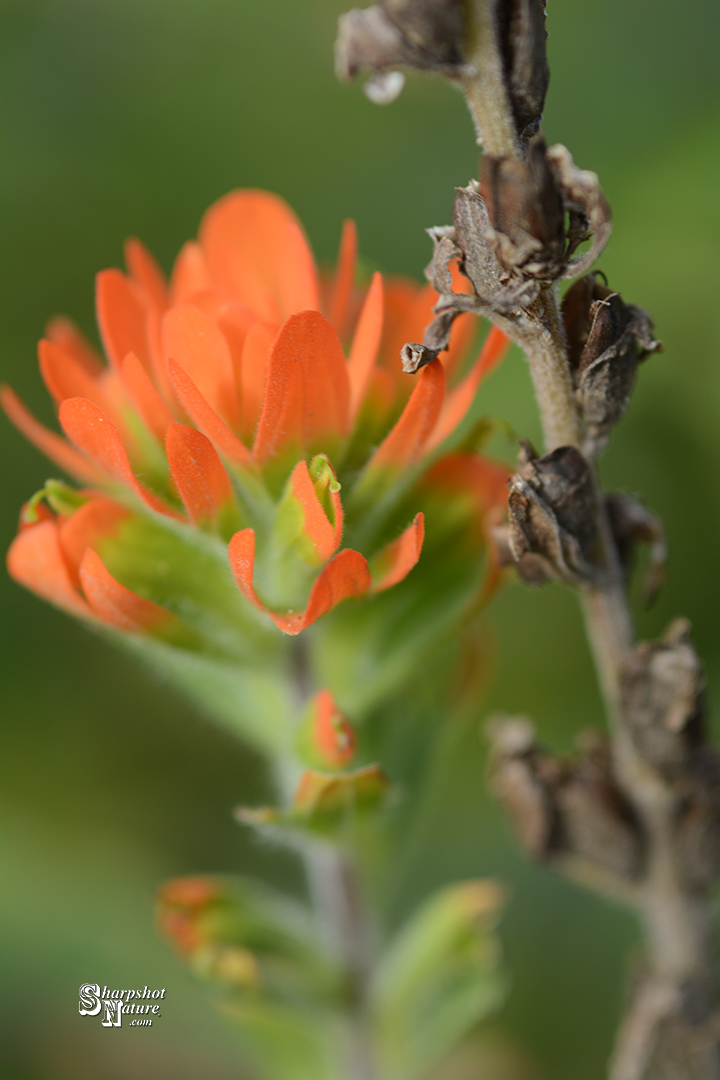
[{"xmin": 3, "ymin": 190, "xmax": 510, "ymax": 640}]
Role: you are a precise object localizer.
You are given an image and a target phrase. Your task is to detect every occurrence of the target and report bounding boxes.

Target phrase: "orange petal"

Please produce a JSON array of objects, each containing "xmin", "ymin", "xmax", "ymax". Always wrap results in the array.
[
  {"xmin": 165, "ymin": 422, "xmax": 235, "ymax": 526},
  {"xmin": 7, "ymin": 519, "xmax": 94, "ymax": 620},
  {"xmin": 58, "ymin": 498, "xmax": 131, "ymax": 585},
  {"xmin": 200, "ymin": 190, "xmax": 318, "ymax": 321},
  {"xmin": 96, "ymin": 268, "xmax": 151, "ymax": 372},
  {"xmin": 162, "ymin": 303, "xmax": 239, "ymax": 429},
  {"xmin": 427, "ymin": 326, "xmax": 510, "ymax": 450},
  {"xmin": 347, "ymin": 272, "xmax": 383, "ymax": 421},
  {"xmin": 288, "ymin": 459, "xmax": 343, "ymax": 562},
  {"xmin": 369, "ymin": 358, "xmax": 445, "ymax": 470},
  {"xmin": 79, "ymin": 547, "xmax": 172, "ymax": 633},
  {"xmin": 125, "ymin": 237, "xmax": 168, "ymax": 312},
  {"xmin": 277, "ymin": 221, "xmax": 321, "ymax": 316},
  {"xmin": 1, "ymin": 385, "xmax": 107, "ymax": 486},
  {"xmin": 58, "ymin": 397, "xmax": 176, "ymax": 516},
  {"xmin": 253, "ymin": 311, "xmax": 350, "ymax": 463},
  {"xmin": 371, "ymin": 513, "xmax": 425, "ymax": 591},
  {"xmin": 169, "ymin": 241, "xmax": 214, "ymax": 303},
  {"xmin": 38, "ymin": 338, "xmax": 113, "ymax": 413},
  {"xmin": 120, "ymin": 351, "xmax": 174, "ymax": 441},
  {"xmin": 327, "ymin": 219, "xmax": 357, "ymax": 339},
  {"xmin": 228, "ymin": 529, "xmax": 370, "ymax": 635},
  {"xmin": 45, "ymin": 317, "xmax": 104, "ymax": 377},
  {"xmin": 215, "ymin": 301, "xmax": 268, "ymax": 427},
  {"xmin": 166, "ymin": 358, "xmax": 254, "ymax": 470},
  {"xmin": 423, "ymin": 453, "xmax": 510, "ymax": 528},
  {"xmin": 236, "ymin": 319, "xmax": 277, "ymax": 437}
]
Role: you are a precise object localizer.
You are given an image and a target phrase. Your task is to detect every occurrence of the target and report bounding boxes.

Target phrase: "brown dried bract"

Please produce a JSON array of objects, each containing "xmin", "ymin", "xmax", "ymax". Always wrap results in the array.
[
  {"xmin": 563, "ymin": 275, "xmax": 662, "ymax": 453},
  {"xmin": 620, "ymin": 619, "xmax": 706, "ymax": 778},
  {"xmin": 507, "ymin": 441, "xmax": 599, "ymax": 584},
  {"xmin": 488, "ymin": 719, "xmax": 645, "ymax": 882},
  {"xmin": 495, "ymin": 0, "xmax": 550, "ymax": 141}
]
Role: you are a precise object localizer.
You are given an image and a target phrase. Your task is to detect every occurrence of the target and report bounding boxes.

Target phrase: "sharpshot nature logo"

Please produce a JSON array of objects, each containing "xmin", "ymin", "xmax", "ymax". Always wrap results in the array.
[{"xmin": 78, "ymin": 983, "xmax": 166, "ymax": 1028}]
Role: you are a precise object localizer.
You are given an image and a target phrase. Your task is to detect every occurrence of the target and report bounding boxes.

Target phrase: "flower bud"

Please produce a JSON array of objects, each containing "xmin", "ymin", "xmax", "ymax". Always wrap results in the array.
[{"xmin": 297, "ymin": 689, "xmax": 356, "ymax": 771}]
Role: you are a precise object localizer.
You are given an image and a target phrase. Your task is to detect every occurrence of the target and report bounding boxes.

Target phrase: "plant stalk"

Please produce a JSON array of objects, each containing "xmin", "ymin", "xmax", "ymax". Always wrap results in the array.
[{"xmin": 462, "ymin": 3, "xmax": 719, "ymax": 1074}]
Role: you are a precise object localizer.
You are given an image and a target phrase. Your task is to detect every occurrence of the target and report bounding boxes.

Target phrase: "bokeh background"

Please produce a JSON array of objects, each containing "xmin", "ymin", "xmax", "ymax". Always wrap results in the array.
[{"xmin": 1, "ymin": 1, "xmax": 718, "ymax": 1077}]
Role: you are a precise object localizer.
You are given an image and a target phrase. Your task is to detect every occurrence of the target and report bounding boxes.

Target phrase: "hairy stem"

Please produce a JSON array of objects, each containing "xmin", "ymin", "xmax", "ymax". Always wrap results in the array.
[
  {"xmin": 288, "ymin": 638, "xmax": 379, "ymax": 1080},
  {"xmin": 461, "ymin": 0, "xmax": 522, "ymax": 157},
  {"xmin": 306, "ymin": 846, "xmax": 378, "ymax": 1080},
  {"xmin": 509, "ymin": 284, "xmax": 585, "ymax": 450}
]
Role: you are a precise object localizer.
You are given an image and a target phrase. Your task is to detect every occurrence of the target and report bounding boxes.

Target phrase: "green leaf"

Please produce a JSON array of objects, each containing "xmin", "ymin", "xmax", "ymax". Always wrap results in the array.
[
  {"xmin": 117, "ymin": 634, "xmax": 293, "ymax": 754},
  {"xmin": 238, "ymin": 764, "xmax": 390, "ymax": 840},
  {"xmin": 222, "ymin": 999, "xmax": 340, "ymax": 1080},
  {"xmin": 373, "ymin": 881, "xmax": 507, "ymax": 1079}
]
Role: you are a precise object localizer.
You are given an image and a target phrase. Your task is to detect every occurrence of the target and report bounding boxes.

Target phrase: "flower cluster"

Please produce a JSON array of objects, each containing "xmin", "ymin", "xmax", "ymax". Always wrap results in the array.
[{"xmin": 3, "ymin": 190, "xmax": 509, "ymax": 669}]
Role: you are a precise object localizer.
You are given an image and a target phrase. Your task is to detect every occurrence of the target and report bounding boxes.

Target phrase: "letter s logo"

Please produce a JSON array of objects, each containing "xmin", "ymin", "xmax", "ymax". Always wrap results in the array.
[{"xmin": 79, "ymin": 983, "xmax": 101, "ymax": 1016}]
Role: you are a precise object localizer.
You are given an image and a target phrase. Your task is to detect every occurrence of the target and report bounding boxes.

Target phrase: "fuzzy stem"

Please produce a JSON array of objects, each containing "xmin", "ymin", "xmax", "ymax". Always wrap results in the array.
[
  {"xmin": 507, "ymin": 284, "xmax": 585, "ymax": 450},
  {"xmin": 306, "ymin": 845, "xmax": 379, "ymax": 1080},
  {"xmin": 288, "ymin": 639, "xmax": 379, "ymax": 1080},
  {"xmin": 460, "ymin": 0, "xmax": 522, "ymax": 157}
]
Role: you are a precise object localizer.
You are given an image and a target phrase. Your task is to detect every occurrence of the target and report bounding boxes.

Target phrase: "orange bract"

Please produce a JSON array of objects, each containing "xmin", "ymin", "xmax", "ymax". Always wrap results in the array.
[{"xmin": 4, "ymin": 189, "xmax": 511, "ymax": 637}]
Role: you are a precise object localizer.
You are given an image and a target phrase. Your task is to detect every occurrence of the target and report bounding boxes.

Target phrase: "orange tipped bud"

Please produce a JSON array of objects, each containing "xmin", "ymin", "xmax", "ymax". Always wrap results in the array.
[{"xmin": 298, "ymin": 689, "xmax": 356, "ymax": 770}]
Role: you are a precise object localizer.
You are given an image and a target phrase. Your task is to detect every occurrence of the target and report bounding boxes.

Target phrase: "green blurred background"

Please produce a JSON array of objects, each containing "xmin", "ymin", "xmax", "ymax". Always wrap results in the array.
[{"xmin": 1, "ymin": 0, "xmax": 718, "ymax": 1076}]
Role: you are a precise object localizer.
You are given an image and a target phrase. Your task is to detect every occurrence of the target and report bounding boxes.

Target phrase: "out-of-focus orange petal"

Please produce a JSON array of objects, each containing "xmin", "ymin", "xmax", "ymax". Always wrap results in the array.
[
  {"xmin": 96, "ymin": 269, "xmax": 151, "ymax": 372},
  {"xmin": 125, "ymin": 237, "xmax": 168, "ymax": 312},
  {"xmin": 276, "ymin": 221, "xmax": 321, "ymax": 317},
  {"xmin": 228, "ymin": 529, "xmax": 370, "ymax": 635},
  {"xmin": 347, "ymin": 272, "xmax": 383, "ymax": 421},
  {"xmin": 79, "ymin": 547, "xmax": 172, "ymax": 633},
  {"xmin": 58, "ymin": 498, "xmax": 131, "ymax": 585},
  {"xmin": 215, "ymin": 301, "xmax": 267, "ymax": 425},
  {"xmin": 165, "ymin": 422, "xmax": 235, "ymax": 526},
  {"xmin": 166, "ymin": 358, "xmax": 254, "ymax": 470},
  {"xmin": 58, "ymin": 397, "xmax": 176, "ymax": 516},
  {"xmin": 423, "ymin": 453, "xmax": 511, "ymax": 534},
  {"xmin": 162, "ymin": 303, "xmax": 239, "ymax": 429},
  {"xmin": 381, "ymin": 280, "xmax": 435, "ymax": 382},
  {"xmin": 289, "ymin": 459, "xmax": 343, "ymax": 562},
  {"xmin": 7, "ymin": 519, "xmax": 94, "ymax": 620},
  {"xmin": 120, "ymin": 352, "xmax": 174, "ymax": 441},
  {"xmin": 327, "ymin": 219, "xmax": 357, "ymax": 339},
  {"xmin": 253, "ymin": 311, "xmax": 350, "ymax": 463},
  {"xmin": 371, "ymin": 513, "xmax": 425, "ymax": 591},
  {"xmin": 1, "ymin": 385, "xmax": 107, "ymax": 486},
  {"xmin": 45, "ymin": 317, "xmax": 104, "ymax": 378},
  {"xmin": 200, "ymin": 190, "xmax": 318, "ymax": 322},
  {"xmin": 369, "ymin": 358, "xmax": 445, "ymax": 470},
  {"xmin": 169, "ymin": 241, "xmax": 214, "ymax": 303},
  {"xmin": 38, "ymin": 338, "xmax": 111, "ymax": 410},
  {"xmin": 427, "ymin": 326, "xmax": 510, "ymax": 450},
  {"xmin": 236, "ymin": 319, "xmax": 277, "ymax": 437}
]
